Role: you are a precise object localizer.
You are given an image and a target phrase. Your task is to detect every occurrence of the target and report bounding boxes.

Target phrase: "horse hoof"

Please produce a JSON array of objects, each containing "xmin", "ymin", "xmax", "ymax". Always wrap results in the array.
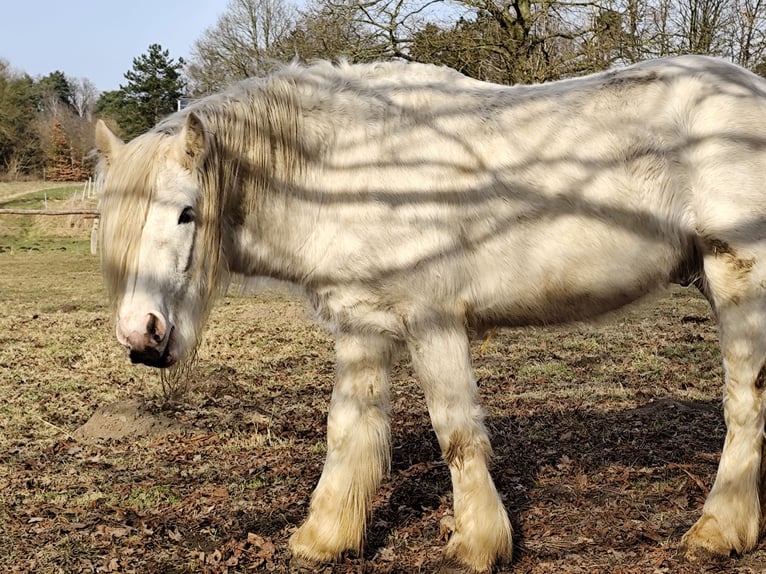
[
  {"xmin": 289, "ymin": 555, "xmax": 325, "ymax": 572},
  {"xmin": 437, "ymin": 556, "xmax": 486, "ymax": 574},
  {"xmin": 680, "ymin": 515, "xmax": 740, "ymax": 562}
]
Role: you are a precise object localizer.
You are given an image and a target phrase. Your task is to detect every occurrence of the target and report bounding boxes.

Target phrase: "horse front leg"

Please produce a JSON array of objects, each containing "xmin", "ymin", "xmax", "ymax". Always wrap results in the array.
[
  {"xmin": 289, "ymin": 331, "xmax": 394, "ymax": 564},
  {"xmin": 406, "ymin": 316, "xmax": 513, "ymax": 573},
  {"xmin": 682, "ymin": 296, "xmax": 766, "ymax": 559}
]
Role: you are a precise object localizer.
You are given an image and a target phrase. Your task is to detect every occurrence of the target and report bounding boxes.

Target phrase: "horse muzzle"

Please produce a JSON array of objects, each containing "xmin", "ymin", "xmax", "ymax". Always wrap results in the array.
[{"xmin": 116, "ymin": 312, "xmax": 177, "ymax": 368}]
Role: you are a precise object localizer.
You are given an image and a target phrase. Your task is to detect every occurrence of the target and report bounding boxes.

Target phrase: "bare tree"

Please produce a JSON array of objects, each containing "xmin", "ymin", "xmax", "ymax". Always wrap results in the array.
[
  {"xmin": 726, "ymin": 0, "xmax": 766, "ymax": 68},
  {"xmin": 677, "ymin": 0, "xmax": 727, "ymax": 54},
  {"xmin": 409, "ymin": 0, "xmax": 622, "ymax": 83},
  {"xmin": 275, "ymin": 0, "xmax": 386, "ymax": 63},
  {"xmin": 345, "ymin": 0, "xmax": 449, "ymax": 59},
  {"xmin": 70, "ymin": 77, "xmax": 98, "ymax": 120},
  {"xmin": 187, "ymin": 0, "xmax": 296, "ymax": 94}
]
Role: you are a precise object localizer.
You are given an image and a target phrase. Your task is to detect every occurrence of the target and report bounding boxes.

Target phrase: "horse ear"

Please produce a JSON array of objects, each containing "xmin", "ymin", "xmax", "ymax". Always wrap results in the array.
[
  {"xmin": 177, "ymin": 112, "xmax": 207, "ymax": 170},
  {"xmin": 94, "ymin": 119, "xmax": 124, "ymax": 164}
]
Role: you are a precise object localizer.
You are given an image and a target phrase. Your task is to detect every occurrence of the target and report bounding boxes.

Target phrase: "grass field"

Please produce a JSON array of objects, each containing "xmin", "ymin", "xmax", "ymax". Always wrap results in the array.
[
  {"xmin": 0, "ymin": 181, "xmax": 97, "ymax": 253},
  {"xmin": 0, "ymin": 181, "xmax": 75, "ymax": 201},
  {"xmin": 1, "ymin": 183, "xmax": 765, "ymax": 572}
]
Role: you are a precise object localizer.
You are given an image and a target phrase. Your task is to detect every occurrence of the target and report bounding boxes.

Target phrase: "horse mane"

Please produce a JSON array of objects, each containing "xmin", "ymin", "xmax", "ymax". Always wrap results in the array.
[{"xmin": 180, "ymin": 69, "xmax": 308, "ymax": 296}]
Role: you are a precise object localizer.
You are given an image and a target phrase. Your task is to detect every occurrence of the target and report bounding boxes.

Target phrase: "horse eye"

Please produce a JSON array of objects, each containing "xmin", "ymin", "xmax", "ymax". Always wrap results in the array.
[{"xmin": 178, "ymin": 206, "xmax": 195, "ymax": 225}]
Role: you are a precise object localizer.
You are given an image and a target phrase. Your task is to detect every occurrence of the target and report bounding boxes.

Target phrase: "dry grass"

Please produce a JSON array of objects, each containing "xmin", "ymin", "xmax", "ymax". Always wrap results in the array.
[{"xmin": 1, "ymin": 206, "xmax": 766, "ymax": 572}]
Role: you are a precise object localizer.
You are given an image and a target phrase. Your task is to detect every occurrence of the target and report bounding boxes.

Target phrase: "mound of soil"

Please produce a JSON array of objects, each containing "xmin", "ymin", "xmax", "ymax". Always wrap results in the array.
[{"xmin": 73, "ymin": 399, "xmax": 181, "ymax": 442}]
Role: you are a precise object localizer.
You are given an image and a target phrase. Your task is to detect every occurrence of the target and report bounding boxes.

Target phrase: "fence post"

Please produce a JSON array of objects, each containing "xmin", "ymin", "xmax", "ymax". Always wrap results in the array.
[{"xmin": 90, "ymin": 217, "xmax": 99, "ymax": 255}]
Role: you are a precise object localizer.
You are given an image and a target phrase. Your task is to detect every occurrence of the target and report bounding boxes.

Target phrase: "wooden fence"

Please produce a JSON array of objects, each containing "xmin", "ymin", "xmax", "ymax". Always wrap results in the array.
[{"xmin": 0, "ymin": 209, "xmax": 98, "ymax": 216}]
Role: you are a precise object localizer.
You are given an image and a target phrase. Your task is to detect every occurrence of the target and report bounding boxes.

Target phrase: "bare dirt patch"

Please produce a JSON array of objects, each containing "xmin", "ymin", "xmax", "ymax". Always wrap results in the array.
[{"xmin": 73, "ymin": 400, "xmax": 183, "ymax": 442}]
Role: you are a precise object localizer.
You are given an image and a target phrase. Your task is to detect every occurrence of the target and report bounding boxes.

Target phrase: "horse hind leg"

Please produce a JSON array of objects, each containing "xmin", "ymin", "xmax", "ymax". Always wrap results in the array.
[{"xmin": 681, "ymin": 242, "xmax": 766, "ymax": 559}]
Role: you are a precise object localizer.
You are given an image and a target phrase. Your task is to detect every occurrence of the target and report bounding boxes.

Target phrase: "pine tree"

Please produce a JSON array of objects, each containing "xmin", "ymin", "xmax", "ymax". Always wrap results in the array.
[
  {"xmin": 47, "ymin": 119, "xmax": 85, "ymax": 181},
  {"xmin": 118, "ymin": 44, "xmax": 186, "ymax": 139},
  {"xmin": 36, "ymin": 71, "xmax": 73, "ymax": 113}
]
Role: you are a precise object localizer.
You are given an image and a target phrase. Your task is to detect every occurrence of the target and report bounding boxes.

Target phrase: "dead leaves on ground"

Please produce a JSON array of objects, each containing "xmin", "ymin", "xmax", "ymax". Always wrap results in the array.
[{"xmin": 192, "ymin": 533, "xmax": 278, "ymax": 572}]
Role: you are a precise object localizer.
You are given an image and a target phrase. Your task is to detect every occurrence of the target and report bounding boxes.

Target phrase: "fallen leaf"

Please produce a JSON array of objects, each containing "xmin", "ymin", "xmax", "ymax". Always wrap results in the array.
[{"xmin": 167, "ymin": 527, "xmax": 183, "ymax": 542}]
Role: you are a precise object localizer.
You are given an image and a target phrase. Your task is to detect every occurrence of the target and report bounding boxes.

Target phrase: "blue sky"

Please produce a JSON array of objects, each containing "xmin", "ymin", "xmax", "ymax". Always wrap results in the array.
[{"xmin": 0, "ymin": 1, "xmax": 230, "ymax": 92}]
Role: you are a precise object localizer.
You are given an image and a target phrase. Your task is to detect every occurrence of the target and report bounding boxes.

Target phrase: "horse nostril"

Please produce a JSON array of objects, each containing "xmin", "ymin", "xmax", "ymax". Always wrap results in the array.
[{"xmin": 146, "ymin": 313, "xmax": 165, "ymax": 344}]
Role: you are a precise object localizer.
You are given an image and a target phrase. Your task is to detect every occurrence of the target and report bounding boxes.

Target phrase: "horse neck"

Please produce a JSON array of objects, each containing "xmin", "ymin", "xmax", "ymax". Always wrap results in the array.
[{"xmin": 228, "ymin": 180, "xmax": 326, "ymax": 285}]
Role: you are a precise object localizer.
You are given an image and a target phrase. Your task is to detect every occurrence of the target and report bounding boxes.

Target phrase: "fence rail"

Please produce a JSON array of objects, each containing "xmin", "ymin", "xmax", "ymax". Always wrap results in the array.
[
  {"xmin": 0, "ymin": 180, "xmax": 103, "ymax": 253},
  {"xmin": 0, "ymin": 209, "xmax": 99, "ymax": 217}
]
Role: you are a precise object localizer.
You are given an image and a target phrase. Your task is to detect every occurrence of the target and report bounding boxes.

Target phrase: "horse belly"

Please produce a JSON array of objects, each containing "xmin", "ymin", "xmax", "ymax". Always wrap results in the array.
[{"xmin": 467, "ymin": 217, "xmax": 687, "ymax": 327}]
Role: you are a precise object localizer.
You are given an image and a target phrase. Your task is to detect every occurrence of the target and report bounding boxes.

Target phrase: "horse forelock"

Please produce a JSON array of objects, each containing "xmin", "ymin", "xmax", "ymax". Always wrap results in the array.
[{"xmin": 99, "ymin": 132, "xmax": 168, "ymax": 312}]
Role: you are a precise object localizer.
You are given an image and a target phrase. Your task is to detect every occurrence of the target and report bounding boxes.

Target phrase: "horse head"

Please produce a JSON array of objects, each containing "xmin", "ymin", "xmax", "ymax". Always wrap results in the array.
[{"xmin": 96, "ymin": 114, "xmax": 215, "ymax": 368}]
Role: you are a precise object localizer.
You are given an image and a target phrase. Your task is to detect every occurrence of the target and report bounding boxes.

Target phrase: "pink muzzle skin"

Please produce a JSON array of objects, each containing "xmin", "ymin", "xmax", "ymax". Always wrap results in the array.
[{"xmin": 116, "ymin": 312, "xmax": 176, "ymax": 368}]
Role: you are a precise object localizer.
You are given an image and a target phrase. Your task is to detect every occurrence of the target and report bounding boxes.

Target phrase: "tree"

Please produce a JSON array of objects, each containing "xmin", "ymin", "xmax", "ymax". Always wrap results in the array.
[
  {"xmin": 70, "ymin": 77, "xmax": 98, "ymax": 120},
  {"xmin": 277, "ymin": 2, "xmax": 362, "ymax": 63},
  {"xmin": 117, "ymin": 44, "xmax": 186, "ymax": 139},
  {"xmin": 94, "ymin": 90, "xmax": 126, "ymax": 122},
  {"xmin": 46, "ymin": 118, "xmax": 86, "ymax": 181},
  {"xmin": 411, "ymin": 17, "xmax": 517, "ymax": 83},
  {"xmin": 0, "ymin": 60, "xmax": 42, "ymax": 176},
  {"xmin": 274, "ymin": 0, "xmax": 386, "ymax": 64},
  {"xmin": 409, "ymin": 0, "xmax": 616, "ymax": 84},
  {"xmin": 36, "ymin": 70, "xmax": 74, "ymax": 115},
  {"xmin": 678, "ymin": 0, "xmax": 727, "ymax": 55},
  {"xmin": 187, "ymin": 0, "xmax": 296, "ymax": 94},
  {"xmin": 296, "ymin": 0, "xmax": 446, "ymax": 63}
]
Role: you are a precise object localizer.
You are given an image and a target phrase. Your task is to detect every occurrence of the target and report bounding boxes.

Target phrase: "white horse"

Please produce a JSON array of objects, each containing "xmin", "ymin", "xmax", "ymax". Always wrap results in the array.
[{"xmin": 96, "ymin": 55, "xmax": 766, "ymax": 572}]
